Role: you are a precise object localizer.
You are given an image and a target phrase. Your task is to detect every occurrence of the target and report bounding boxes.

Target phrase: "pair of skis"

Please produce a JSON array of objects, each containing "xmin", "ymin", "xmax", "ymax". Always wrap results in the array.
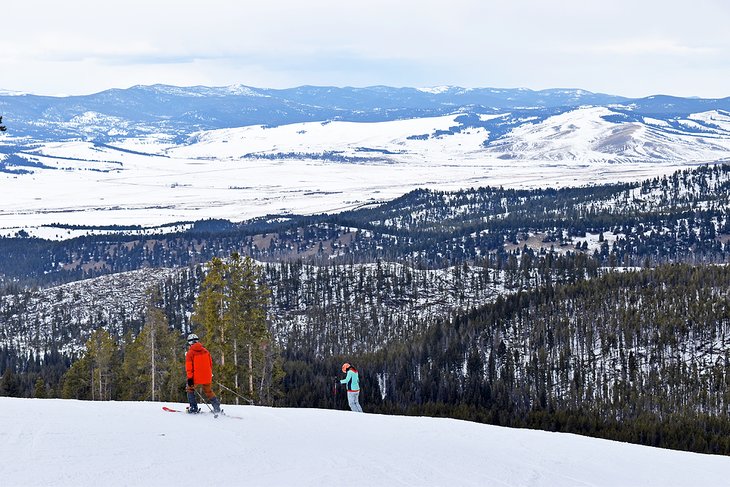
[{"xmin": 162, "ymin": 406, "xmax": 243, "ymax": 419}]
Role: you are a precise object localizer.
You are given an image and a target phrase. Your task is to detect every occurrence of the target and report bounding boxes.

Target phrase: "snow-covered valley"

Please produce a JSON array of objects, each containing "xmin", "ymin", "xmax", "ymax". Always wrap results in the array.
[{"xmin": 2, "ymin": 89, "xmax": 730, "ymax": 239}]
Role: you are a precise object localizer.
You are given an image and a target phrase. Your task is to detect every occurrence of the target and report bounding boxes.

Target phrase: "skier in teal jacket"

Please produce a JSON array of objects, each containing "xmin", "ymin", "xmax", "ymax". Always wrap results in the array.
[{"xmin": 339, "ymin": 362, "xmax": 363, "ymax": 412}]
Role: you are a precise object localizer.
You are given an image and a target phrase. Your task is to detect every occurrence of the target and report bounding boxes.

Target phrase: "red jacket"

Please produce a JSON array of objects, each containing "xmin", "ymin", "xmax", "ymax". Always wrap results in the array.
[{"xmin": 185, "ymin": 342, "xmax": 213, "ymax": 385}]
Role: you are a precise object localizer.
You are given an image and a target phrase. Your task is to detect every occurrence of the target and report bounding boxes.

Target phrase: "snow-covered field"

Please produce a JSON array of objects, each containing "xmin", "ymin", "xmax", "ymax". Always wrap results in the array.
[
  {"xmin": 2, "ymin": 109, "xmax": 723, "ymax": 239},
  {"xmin": 1, "ymin": 397, "xmax": 729, "ymax": 487}
]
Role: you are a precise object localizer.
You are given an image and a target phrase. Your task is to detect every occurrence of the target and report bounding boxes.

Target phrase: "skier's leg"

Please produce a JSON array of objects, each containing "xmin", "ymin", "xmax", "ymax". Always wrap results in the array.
[
  {"xmin": 347, "ymin": 391, "xmax": 358, "ymax": 412},
  {"xmin": 186, "ymin": 385, "xmax": 199, "ymax": 412},
  {"xmin": 353, "ymin": 391, "xmax": 363, "ymax": 413},
  {"xmin": 202, "ymin": 383, "xmax": 215, "ymax": 399},
  {"xmin": 202, "ymin": 383, "xmax": 221, "ymax": 412}
]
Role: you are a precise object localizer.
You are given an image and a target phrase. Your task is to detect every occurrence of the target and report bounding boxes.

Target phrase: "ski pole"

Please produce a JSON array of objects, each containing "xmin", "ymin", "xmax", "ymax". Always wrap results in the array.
[
  {"xmin": 195, "ymin": 388, "xmax": 216, "ymax": 415},
  {"xmin": 215, "ymin": 381, "xmax": 255, "ymax": 405},
  {"xmin": 333, "ymin": 378, "xmax": 338, "ymax": 409}
]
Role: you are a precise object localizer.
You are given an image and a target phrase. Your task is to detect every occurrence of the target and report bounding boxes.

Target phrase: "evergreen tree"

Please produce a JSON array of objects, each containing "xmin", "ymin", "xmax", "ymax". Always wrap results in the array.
[
  {"xmin": 0, "ymin": 115, "xmax": 6, "ymax": 132},
  {"xmin": 121, "ymin": 289, "xmax": 185, "ymax": 401},
  {"xmin": 62, "ymin": 329, "xmax": 120, "ymax": 400},
  {"xmin": 87, "ymin": 329, "xmax": 120, "ymax": 400},
  {"xmin": 230, "ymin": 253, "xmax": 273, "ymax": 401},
  {"xmin": 62, "ymin": 356, "xmax": 91, "ymax": 399},
  {"xmin": 34, "ymin": 377, "xmax": 46, "ymax": 398},
  {"xmin": 0, "ymin": 368, "xmax": 20, "ymax": 397},
  {"xmin": 192, "ymin": 254, "xmax": 281, "ymax": 404},
  {"xmin": 192, "ymin": 256, "xmax": 229, "ymax": 386}
]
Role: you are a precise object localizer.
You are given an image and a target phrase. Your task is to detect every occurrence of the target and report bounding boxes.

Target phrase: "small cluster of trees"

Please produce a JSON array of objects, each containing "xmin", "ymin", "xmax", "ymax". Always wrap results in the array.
[
  {"xmin": 59, "ymin": 255, "xmax": 282, "ymax": 405},
  {"xmin": 62, "ymin": 292, "xmax": 185, "ymax": 401}
]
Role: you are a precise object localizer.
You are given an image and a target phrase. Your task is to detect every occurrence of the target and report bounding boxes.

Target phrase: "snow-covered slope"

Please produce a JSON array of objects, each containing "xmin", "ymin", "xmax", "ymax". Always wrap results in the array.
[
  {"xmin": 160, "ymin": 108, "xmax": 730, "ymax": 165},
  {"xmin": 484, "ymin": 107, "xmax": 730, "ymax": 163},
  {"xmin": 0, "ymin": 268, "xmax": 183, "ymax": 356},
  {"xmin": 167, "ymin": 114, "xmax": 489, "ymax": 163},
  {"xmin": 2, "ymin": 397, "xmax": 729, "ymax": 487}
]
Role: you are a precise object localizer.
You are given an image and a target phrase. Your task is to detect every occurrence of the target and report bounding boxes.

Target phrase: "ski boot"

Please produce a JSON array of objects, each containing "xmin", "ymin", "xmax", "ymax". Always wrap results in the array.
[{"xmin": 211, "ymin": 396, "xmax": 222, "ymax": 414}]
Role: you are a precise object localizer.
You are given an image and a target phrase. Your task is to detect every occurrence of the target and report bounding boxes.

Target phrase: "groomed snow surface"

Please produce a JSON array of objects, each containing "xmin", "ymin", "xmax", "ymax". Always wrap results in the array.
[{"xmin": 1, "ymin": 397, "xmax": 729, "ymax": 486}]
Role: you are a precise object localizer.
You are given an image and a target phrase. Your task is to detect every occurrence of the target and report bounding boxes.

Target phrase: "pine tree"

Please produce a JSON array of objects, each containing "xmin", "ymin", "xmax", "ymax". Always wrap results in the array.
[
  {"xmin": 0, "ymin": 368, "xmax": 20, "ymax": 397},
  {"xmin": 230, "ymin": 253, "xmax": 272, "ymax": 401},
  {"xmin": 0, "ymin": 115, "xmax": 6, "ymax": 132},
  {"xmin": 121, "ymin": 289, "xmax": 185, "ymax": 401},
  {"xmin": 89, "ymin": 329, "xmax": 120, "ymax": 400},
  {"xmin": 62, "ymin": 329, "xmax": 120, "ymax": 401},
  {"xmin": 192, "ymin": 253, "xmax": 281, "ymax": 404},
  {"xmin": 192, "ymin": 256, "xmax": 229, "ymax": 390},
  {"xmin": 62, "ymin": 356, "xmax": 91, "ymax": 399},
  {"xmin": 34, "ymin": 377, "xmax": 46, "ymax": 398}
]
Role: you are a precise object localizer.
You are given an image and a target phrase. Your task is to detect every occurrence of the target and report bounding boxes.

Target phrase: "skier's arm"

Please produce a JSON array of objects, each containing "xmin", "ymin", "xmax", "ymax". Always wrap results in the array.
[
  {"xmin": 185, "ymin": 350, "xmax": 193, "ymax": 379},
  {"xmin": 339, "ymin": 370, "xmax": 353, "ymax": 384}
]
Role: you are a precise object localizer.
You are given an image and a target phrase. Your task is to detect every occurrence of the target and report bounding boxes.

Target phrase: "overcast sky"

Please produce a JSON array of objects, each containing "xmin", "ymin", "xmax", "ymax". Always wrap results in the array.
[{"xmin": 2, "ymin": 0, "xmax": 729, "ymax": 98}]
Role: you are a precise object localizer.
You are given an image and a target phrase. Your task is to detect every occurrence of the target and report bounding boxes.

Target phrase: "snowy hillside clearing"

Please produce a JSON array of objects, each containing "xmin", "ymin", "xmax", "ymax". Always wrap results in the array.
[{"xmin": 1, "ymin": 397, "xmax": 729, "ymax": 487}]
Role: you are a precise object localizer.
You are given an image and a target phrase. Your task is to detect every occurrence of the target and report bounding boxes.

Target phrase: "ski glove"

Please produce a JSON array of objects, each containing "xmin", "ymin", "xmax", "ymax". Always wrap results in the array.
[{"xmin": 187, "ymin": 378, "xmax": 194, "ymax": 387}]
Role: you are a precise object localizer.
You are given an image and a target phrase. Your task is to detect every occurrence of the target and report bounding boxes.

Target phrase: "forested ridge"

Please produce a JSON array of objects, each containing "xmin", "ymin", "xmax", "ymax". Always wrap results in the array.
[
  {"xmin": 2, "ymin": 163, "xmax": 730, "ymax": 454},
  {"xmin": 1, "ymin": 261, "xmax": 515, "ymax": 375},
  {"xmin": 349, "ymin": 264, "xmax": 730, "ymax": 454},
  {"xmin": 1, "ymin": 164, "xmax": 729, "ymax": 290}
]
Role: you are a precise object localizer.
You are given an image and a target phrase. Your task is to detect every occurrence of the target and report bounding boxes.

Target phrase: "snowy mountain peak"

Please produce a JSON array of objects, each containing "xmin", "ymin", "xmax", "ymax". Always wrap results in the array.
[
  {"xmin": 416, "ymin": 85, "xmax": 458, "ymax": 94},
  {"xmin": 222, "ymin": 84, "xmax": 269, "ymax": 97}
]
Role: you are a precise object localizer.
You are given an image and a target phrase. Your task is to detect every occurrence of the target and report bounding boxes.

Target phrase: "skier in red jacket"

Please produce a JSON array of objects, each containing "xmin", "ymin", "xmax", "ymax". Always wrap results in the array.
[{"xmin": 185, "ymin": 333, "xmax": 221, "ymax": 414}]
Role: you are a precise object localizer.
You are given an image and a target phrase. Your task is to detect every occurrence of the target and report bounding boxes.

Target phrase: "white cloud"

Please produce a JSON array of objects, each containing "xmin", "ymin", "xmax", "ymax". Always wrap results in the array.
[
  {"xmin": 2, "ymin": 0, "xmax": 729, "ymax": 97},
  {"xmin": 569, "ymin": 39, "xmax": 719, "ymax": 56}
]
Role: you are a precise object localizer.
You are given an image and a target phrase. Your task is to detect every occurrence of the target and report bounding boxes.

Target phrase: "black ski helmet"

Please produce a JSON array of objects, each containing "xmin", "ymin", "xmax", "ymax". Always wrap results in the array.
[{"xmin": 187, "ymin": 333, "xmax": 199, "ymax": 344}]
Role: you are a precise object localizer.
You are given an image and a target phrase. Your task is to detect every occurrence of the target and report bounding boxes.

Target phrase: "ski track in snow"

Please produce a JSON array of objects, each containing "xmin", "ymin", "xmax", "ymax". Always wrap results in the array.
[{"xmin": 1, "ymin": 397, "xmax": 729, "ymax": 487}]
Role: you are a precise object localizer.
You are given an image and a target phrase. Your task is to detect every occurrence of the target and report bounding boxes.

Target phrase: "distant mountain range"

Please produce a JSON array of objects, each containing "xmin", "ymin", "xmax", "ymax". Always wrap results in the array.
[{"xmin": 1, "ymin": 84, "xmax": 729, "ymax": 141}]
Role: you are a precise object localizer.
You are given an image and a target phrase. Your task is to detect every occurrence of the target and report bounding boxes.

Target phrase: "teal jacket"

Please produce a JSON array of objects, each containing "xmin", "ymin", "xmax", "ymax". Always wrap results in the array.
[{"xmin": 340, "ymin": 368, "xmax": 360, "ymax": 392}]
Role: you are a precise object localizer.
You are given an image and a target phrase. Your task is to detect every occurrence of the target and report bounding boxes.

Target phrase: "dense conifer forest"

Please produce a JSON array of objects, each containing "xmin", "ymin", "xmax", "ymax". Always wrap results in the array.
[
  {"xmin": 2, "ymin": 163, "xmax": 730, "ymax": 454},
  {"xmin": 320, "ymin": 264, "xmax": 730, "ymax": 454}
]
